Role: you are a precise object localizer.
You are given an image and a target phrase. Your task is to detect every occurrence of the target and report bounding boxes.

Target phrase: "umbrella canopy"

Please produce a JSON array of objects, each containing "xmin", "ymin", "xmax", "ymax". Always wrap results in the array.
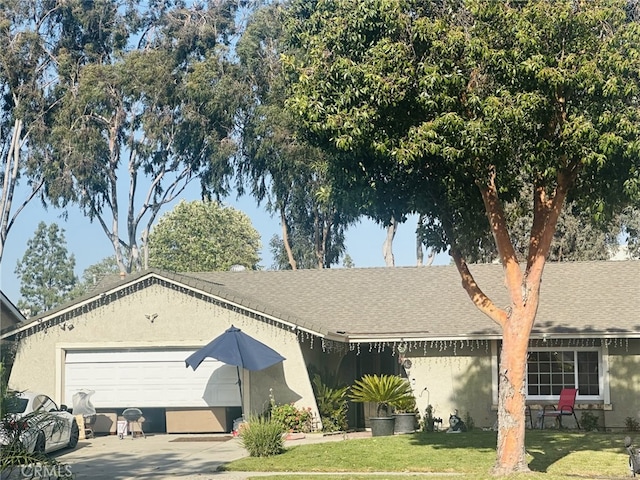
[{"xmin": 185, "ymin": 325, "xmax": 286, "ymax": 371}]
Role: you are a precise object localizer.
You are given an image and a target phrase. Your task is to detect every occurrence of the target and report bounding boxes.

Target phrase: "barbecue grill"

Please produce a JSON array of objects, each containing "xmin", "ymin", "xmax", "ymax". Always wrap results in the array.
[{"xmin": 121, "ymin": 408, "xmax": 145, "ymax": 439}]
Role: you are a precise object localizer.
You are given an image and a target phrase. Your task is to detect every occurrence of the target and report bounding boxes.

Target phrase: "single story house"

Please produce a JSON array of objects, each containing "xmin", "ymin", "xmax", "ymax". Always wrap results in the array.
[{"xmin": 1, "ymin": 260, "xmax": 638, "ymax": 434}]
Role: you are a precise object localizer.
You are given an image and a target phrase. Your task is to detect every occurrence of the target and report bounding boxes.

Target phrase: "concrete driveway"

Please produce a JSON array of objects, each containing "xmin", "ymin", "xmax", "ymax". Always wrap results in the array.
[
  {"xmin": 52, "ymin": 433, "xmax": 252, "ymax": 479},
  {"xmin": 48, "ymin": 432, "xmax": 371, "ymax": 479}
]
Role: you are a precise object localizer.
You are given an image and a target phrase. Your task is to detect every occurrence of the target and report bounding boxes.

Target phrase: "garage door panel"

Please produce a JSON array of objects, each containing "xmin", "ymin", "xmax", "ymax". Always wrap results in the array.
[{"xmin": 64, "ymin": 350, "xmax": 241, "ymax": 408}]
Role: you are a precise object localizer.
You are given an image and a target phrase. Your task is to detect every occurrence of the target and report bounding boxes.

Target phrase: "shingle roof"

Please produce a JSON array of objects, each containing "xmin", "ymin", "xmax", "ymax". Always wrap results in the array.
[
  {"xmin": 183, "ymin": 260, "xmax": 640, "ymax": 340},
  {"xmin": 3, "ymin": 260, "xmax": 638, "ymax": 341}
]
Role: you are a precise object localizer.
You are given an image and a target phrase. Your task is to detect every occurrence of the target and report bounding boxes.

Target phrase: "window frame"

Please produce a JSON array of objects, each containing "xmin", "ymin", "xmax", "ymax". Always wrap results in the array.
[{"xmin": 525, "ymin": 346, "xmax": 604, "ymax": 402}]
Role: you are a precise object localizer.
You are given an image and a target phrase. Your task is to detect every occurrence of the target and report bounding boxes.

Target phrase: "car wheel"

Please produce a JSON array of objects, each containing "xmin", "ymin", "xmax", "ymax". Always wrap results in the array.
[
  {"xmin": 34, "ymin": 431, "xmax": 46, "ymax": 455},
  {"xmin": 68, "ymin": 420, "xmax": 79, "ymax": 448}
]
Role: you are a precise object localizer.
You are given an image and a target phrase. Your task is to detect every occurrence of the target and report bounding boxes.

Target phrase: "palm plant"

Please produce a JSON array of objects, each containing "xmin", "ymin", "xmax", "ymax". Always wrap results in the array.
[
  {"xmin": 349, "ymin": 374, "xmax": 413, "ymax": 417},
  {"xmin": 393, "ymin": 395, "xmax": 417, "ymax": 414},
  {"xmin": 311, "ymin": 374, "xmax": 349, "ymax": 432}
]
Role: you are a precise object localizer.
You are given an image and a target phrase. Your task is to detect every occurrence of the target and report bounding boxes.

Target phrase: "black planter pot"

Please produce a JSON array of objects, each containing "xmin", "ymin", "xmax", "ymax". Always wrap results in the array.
[
  {"xmin": 369, "ymin": 416, "xmax": 396, "ymax": 437},
  {"xmin": 393, "ymin": 413, "xmax": 417, "ymax": 434}
]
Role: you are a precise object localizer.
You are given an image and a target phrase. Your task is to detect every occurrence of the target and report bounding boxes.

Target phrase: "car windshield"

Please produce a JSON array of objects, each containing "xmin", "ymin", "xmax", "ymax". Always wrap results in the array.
[{"xmin": 4, "ymin": 397, "xmax": 29, "ymax": 414}]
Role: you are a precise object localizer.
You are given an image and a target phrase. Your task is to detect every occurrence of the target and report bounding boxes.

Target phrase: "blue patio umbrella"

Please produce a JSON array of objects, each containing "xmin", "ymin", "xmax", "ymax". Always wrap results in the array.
[{"xmin": 185, "ymin": 325, "xmax": 286, "ymax": 413}]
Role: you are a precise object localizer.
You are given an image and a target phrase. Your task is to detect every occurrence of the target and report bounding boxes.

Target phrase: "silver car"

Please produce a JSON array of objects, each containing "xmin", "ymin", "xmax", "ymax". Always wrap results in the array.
[{"xmin": 1, "ymin": 391, "xmax": 79, "ymax": 454}]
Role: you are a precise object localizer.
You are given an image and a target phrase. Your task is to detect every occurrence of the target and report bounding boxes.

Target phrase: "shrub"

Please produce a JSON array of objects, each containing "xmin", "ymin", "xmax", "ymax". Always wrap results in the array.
[
  {"xmin": 625, "ymin": 416, "xmax": 640, "ymax": 432},
  {"xmin": 464, "ymin": 411, "xmax": 475, "ymax": 431},
  {"xmin": 311, "ymin": 374, "xmax": 348, "ymax": 433},
  {"xmin": 270, "ymin": 403, "xmax": 313, "ymax": 433},
  {"xmin": 239, "ymin": 416, "xmax": 286, "ymax": 457},
  {"xmin": 580, "ymin": 411, "xmax": 600, "ymax": 432}
]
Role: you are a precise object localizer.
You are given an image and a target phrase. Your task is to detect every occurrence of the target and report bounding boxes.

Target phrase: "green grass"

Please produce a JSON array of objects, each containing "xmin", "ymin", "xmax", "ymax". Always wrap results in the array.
[{"xmin": 222, "ymin": 430, "xmax": 634, "ymax": 479}]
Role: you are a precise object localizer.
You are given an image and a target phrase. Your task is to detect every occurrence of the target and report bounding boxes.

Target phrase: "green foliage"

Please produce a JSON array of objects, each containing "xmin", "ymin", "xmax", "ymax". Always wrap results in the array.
[
  {"xmin": 148, "ymin": 200, "xmax": 261, "ymax": 272},
  {"xmin": 580, "ymin": 411, "xmax": 600, "ymax": 432},
  {"xmin": 14, "ymin": 222, "xmax": 77, "ymax": 316},
  {"xmin": 392, "ymin": 395, "xmax": 416, "ymax": 414},
  {"xmin": 349, "ymin": 374, "xmax": 413, "ymax": 417},
  {"xmin": 17, "ymin": 0, "xmax": 247, "ymax": 275},
  {"xmin": 285, "ymin": 0, "xmax": 640, "ymax": 256},
  {"xmin": 464, "ymin": 412, "xmax": 475, "ymax": 432},
  {"xmin": 625, "ymin": 416, "xmax": 640, "ymax": 432},
  {"xmin": 311, "ymin": 374, "xmax": 348, "ymax": 432},
  {"xmin": 236, "ymin": 3, "xmax": 355, "ymax": 270},
  {"xmin": 239, "ymin": 415, "xmax": 286, "ymax": 457},
  {"xmin": 269, "ymin": 403, "xmax": 313, "ymax": 433}
]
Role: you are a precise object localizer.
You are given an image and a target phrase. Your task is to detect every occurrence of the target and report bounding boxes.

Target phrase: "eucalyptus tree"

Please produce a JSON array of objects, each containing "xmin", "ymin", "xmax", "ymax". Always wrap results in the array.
[
  {"xmin": 285, "ymin": 0, "xmax": 640, "ymax": 474},
  {"xmin": 40, "ymin": 0, "xmax": 245, "ymax": 275},
  {"xmin": 0, "ymin": 0, "xmax": 106, "ymax": 262},
  {"xmin": 236, "ymin": 3, "xmax": 354, "ymax": 269}
]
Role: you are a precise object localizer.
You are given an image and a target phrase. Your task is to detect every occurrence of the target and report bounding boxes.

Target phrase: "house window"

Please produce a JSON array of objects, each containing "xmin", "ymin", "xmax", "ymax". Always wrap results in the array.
[{"xmin": 526, "ymin": 348, "xmax": 602, "ymax": 400}]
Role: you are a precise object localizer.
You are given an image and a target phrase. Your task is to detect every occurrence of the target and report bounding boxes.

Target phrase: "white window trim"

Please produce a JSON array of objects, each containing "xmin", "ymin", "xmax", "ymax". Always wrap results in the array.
[{"xmin": 526, "ymin": 345, "xmax": 606, "ymax": 402}]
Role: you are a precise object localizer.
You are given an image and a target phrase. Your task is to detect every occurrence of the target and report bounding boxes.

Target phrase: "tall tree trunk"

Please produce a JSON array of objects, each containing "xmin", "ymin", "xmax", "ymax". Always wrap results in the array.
[
  {"xmin": 383, "ymin": 216, "xmax": 397, "ymax": 266},
  {"xmin": 416, "ymin": 214, "xmax": 424, "ymax": 266},
  {"xmin": 493, "ymin": 304, "xmax": 536, "ymax": 474},
  {"xmin": 280, "ymin": 209, "xmax": 297, "ymax": 270},
  {"xmin": 445, "ymin": 167, "xmax": 575, "ymax": 474},
  {"xmin": 0, "ymin": 119, "xmax": 23, "ymax": 261}
]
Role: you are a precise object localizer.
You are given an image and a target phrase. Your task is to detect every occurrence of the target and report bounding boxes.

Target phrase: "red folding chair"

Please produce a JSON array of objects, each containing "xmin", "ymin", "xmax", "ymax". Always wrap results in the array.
[{"xmin": 541, "ymin": 388, "xmax": 580, "ymax": 429}]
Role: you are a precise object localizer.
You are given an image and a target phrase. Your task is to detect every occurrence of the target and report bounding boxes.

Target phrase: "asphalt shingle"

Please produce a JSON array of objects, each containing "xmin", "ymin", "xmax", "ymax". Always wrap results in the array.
[{"xmin": 4, "ymin": 260, "xmax": 638, "ymax": 342}]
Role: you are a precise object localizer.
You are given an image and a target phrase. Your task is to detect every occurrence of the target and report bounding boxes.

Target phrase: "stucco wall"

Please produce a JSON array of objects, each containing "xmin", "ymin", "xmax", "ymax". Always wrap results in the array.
[
  {"xmin": 605, "ymin": 339, "xmax": 640, "ymax": 429},
  {"xmin": 402, "ymin": 344, "xmax": 495, "ymax": 430},
  {"xmin": 8, "ymin": 283, "xmax": 318, "ymax": 421}
]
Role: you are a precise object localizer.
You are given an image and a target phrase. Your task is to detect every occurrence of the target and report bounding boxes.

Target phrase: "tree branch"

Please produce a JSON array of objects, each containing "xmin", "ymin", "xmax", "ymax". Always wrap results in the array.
[
  {"xmin": 449, "ymin": 245, "xmax": 509, "ymax": 327},
  {"xmin": 280, "ymin": 208, "xmax": 297, "ymax": 270},
  {"xmin": 478, "ymin": 167, "xmax": 523, "ymax": 306},
  {"xmin": 526, "ymin": 165, "xmax": 578, "ymax": 286}
]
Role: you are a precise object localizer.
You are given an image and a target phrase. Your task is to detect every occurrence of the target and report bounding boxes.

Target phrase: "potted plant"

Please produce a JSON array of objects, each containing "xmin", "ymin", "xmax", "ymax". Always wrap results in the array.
[
  {"xmin": 392, "ymin": 395, "xmax": 418, "ymax": 434},
  {"xmin": 349, "ymin": 374, "xmax": 413, "ymax": 436}
]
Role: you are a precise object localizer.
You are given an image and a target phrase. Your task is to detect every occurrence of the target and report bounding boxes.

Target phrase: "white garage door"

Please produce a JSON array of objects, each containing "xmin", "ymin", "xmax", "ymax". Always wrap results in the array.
[{"xmin": 64, "ymin": 350, "xmax": 241, "ymax": 408}]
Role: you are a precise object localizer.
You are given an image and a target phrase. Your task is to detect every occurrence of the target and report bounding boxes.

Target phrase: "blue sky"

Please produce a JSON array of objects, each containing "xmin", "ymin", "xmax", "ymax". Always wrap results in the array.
[{"xmin": 0, "ymin": 184, "xmax": 449, "ymax": 303}]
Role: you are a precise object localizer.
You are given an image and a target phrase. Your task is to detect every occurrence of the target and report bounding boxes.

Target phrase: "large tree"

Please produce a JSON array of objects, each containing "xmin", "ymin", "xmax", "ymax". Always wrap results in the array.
[
  {"xmin": 285, "ymin": 0, "xmax": 640, "ymax": 474},
  {"xmin": 37, "ymin": 0, "xmax": 245, "ymax": 275},
  {"xmin": 0, "ymin": 0, "xmax": 83, "ymax": 262},
  {"xmin": 236, "ymin": 3, "xmax": 354, "ymax": 269},
  {"xmin": 147, "ymin": 200, "xmax": 261, "ymax": 272},
  {"xmin": 14, "ymin": 221, "xmax": 77, "ymax": 316}
]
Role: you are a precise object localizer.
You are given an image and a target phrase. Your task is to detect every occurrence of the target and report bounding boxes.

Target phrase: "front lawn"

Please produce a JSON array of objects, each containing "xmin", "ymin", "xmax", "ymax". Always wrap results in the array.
[{"xmin": 222, "ymin": 430, "xmax": 634, "ymax": 479}]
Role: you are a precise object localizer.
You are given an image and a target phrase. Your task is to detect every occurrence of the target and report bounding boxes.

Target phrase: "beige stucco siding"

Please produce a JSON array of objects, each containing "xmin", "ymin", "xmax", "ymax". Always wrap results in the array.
[
  {"xmin": 605, "ymin": 339, "xmax": 640, "ymax": 429},
  {"xmin": 9, "ymin": 284, "xmax": 318, "ymax": 420},
  {"xmin": 392, "ymin": 345, "xmax": 495, "ymax": 429}
]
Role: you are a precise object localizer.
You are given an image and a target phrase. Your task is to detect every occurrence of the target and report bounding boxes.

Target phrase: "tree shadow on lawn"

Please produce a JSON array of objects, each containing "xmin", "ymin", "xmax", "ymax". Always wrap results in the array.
[{"xmin": 408, "ymin": 430, "xmax": 630, "ymax": 474}]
